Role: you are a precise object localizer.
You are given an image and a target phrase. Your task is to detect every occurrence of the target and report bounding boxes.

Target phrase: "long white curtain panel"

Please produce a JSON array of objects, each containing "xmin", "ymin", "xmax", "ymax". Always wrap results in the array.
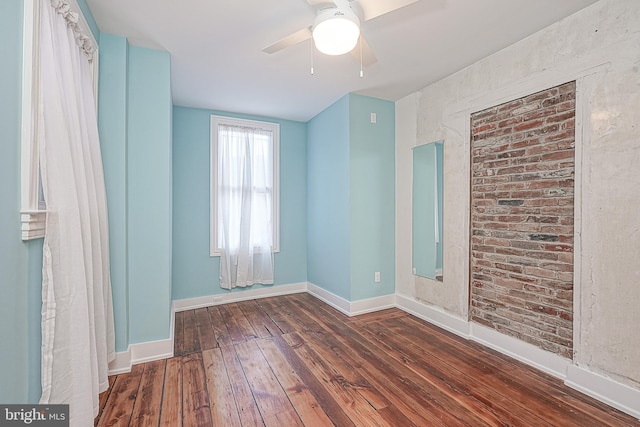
[
  {"xmin": 38, "ymin": 1, "xmax": 115, "ymax": 425},
  {"xmin": 218, "ymin": 125, "xmax": 275, "ymax": 289}
]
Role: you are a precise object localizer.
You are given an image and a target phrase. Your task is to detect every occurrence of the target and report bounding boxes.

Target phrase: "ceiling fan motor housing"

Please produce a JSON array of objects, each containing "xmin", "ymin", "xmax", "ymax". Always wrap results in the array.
[{"xmin": 312, "ymin": 7, "xmax": 361, "ymax": 55}]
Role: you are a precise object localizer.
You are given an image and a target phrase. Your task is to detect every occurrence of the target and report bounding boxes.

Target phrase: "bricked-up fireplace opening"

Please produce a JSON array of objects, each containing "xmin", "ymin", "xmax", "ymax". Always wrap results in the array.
[{"xmin": 470, "ymin": 81, "xmax": 576, "ymax": 359}]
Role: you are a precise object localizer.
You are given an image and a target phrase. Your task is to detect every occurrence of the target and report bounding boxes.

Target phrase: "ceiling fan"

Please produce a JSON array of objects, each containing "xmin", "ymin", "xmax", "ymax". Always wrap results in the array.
[{"xmin": 262, "ymin": 0, "xmax": 420, "ymax": 68}]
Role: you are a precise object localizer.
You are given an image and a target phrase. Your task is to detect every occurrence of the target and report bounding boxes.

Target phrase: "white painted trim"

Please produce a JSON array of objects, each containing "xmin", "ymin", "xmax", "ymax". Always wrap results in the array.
[
  {"xmin": 20, "ymin": 210, "xmax": 46, "ymax": 240},
  {"xmin": 173, "ymin": 282, "xmax": 307, "ymax": 312},
  {"xmin": 306, "ymin": 282, "xmax": 351, "ymax": 315},
  {"xmin": 130, "ymin": 337, "xmax": 174, "ymax": 365},
  {"xmin": 395, "ymin": 293, "xmax": 470, "ymax": 338},
  {"xmin": 209, "ymin": 115, "xmax": 280, "ymax": 257},
  {"xmin": 565, "ymin": 365, "xmax": 640, "ymax": 421},
  {"xmin": 107, "ymin": 336, "xmax": 174, "ymax": 376},
  {"xmin": 349, "ymin": 294, "xmax": 396, "ymax": 316},
  {"xmin": 107, "ymin": 349, "xmax": 132, "ymax": 375},
  {"xmin": 21, "ymin": 0, "xmax": 42, "ymax": 236},
  {"xmin": 470, "ymin": 322, "xmax": 570, "ymax": 380},
  {"xmin": 306, "ymin": 283, "xmax": 396, "ymax": 316}
]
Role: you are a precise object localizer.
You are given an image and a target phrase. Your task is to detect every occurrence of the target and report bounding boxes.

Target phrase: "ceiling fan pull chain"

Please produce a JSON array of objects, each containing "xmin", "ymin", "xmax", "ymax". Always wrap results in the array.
[
  {"xmin": 359, "ymin": 35, "xmax": 364, "ymax": 78},
  {"xmin": 310, "ymin": 39, "xmax": 315, "ymax": 75}
]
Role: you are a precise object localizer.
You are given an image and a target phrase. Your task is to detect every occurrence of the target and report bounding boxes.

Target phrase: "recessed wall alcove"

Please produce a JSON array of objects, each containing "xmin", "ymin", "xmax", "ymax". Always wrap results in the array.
[{"xmin": 469, "ymin": 82, "xmax": 576, "ymax": 358}]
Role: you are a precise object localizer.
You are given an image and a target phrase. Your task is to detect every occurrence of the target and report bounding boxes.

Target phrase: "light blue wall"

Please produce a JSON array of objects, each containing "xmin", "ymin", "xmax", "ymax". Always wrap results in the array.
[
  {"xmin": 0, "ymin": 0, "xmax": 29, "ymax": 403},
  {"xmin": 306, "ymin": 96, "xmax": 352, "ymax": 300},
  {"xmin": 98, "ymin": 33, "xmax": 129, "ymax": 352},
  {"xmin": 306, "ymin": 94, "xmax": 395, "ymax": 302},
  {"xmin": 76, "ymin": 0, "xmax": 99, "ymax": 40},
  {"xmin": 172, "ymin": 106, "xmax": 308, "ymax": 300},
  {"xmin": 349, "ymin": 94, "xmax": 395, "ymax": 300},
  {"xmin": 127, "ymin": 46, "xmax": 173, "ymax": 344},
  {"xmin": 26, "ymin": 239, "xmax": 42, "ymax": 402}
]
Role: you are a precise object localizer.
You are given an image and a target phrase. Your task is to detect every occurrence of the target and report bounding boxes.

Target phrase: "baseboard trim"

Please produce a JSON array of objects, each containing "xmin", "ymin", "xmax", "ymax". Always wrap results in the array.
[
  {"xmin": 566, "ymin": 365, "xmax": 640, "ymax": 420},
  {"xmin": 130, "ymin": 337, "xmax": 174, "ymax": 365},
  {"xmin": 306, "ymin": 283, "xmax": 395, "ymax": 316},
  {"xmin": 107, "ymin": 336, "xmax": 173, "ymax": 375},
  {"xmin": 108, "ymin": 349, "xmax": 132, "ymax": 375},
  {"xmin": 350, "ymin": 294, "xmax": 396, "ymax": 316},
  {"xmin": 470, "ymin": 322, "xmax": 570, "ymax": 380},
  {"xmin": 306, "ymin": 283, "xmax": 351, "ymax": 315},
  {"xmin": 173, "ymin": 282, "xmax": 308, "ymax": 312},
  {"xmin": 395, "ymin": 293, "xmax": 470, "ymax": 338}
]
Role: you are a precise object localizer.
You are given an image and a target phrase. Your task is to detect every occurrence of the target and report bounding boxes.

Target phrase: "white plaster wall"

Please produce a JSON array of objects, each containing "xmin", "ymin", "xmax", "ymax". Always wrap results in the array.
[{"xmin": 396, "ymin": 0, "xmax": 640, "ymax": 388}]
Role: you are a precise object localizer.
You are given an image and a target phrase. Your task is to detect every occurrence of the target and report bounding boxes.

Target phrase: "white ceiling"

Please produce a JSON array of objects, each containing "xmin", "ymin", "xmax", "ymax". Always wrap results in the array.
[{"xmin": 86, "ymin": 0, "xmax": 599, "ymax": 122}]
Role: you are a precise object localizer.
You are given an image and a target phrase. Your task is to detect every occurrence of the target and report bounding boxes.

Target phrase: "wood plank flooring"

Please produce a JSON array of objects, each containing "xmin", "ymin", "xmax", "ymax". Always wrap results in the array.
[{"xmin": 95, "ymin": 293, "xmax": 639, "ymax": 426}]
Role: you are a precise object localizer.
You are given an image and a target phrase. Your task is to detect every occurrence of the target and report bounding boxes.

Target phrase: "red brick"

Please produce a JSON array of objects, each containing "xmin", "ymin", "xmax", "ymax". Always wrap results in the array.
[
  {"xmin": 514, "ymin": 119, "xmax": 544, "ymax": 132},
  {"xmin": 474, "ymin": 123, "xmax": 497, "ymax": 134},
  {"xmin": 498, "ymin": 116, "xmax": 523, "ymax": 128},
  {"xmin": 471, "ymin": 82, "xmax": 575, "ymax": 358},
  {"xmin": 543, "ymin": 130, "xmax": 575, "ymax": 143},
  {"xmin": 497, "ymin": 99, "xmax": 524, "ymax": 113},
  {"xmin": 524, "ymin": 88, "xmax": 558, "ymax": 103}
]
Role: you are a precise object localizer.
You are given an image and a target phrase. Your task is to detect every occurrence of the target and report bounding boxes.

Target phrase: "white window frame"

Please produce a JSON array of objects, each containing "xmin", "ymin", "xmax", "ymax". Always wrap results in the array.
[
  {"xmin": 20, "ymin": 0, "xmax": 98, "ymax": 240},
  {"xmin": 210, "ymin": 115, "xmax": 280, "ymax": 257}
]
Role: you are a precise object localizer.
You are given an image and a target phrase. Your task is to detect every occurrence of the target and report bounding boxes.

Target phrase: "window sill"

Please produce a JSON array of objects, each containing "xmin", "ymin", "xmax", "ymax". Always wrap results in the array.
[
  {"xmin": 210, "ymin": 248, "xmax": 280, "ymax": 258},
  {"xmin": 21, "ymin": 210, "xmax": 46, "ymax": 240}
]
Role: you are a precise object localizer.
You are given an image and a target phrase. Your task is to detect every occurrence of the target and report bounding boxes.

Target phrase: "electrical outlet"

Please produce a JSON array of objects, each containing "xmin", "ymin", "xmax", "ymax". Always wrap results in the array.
[{"xmin": 374, "ymin": 272, "xmax": 381, "ymax": 283}]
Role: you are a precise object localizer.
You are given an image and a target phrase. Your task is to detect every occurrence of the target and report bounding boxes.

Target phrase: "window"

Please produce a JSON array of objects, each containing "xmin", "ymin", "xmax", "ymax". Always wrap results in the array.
[
  {"xmin": 210, "ymin": 115, "xmax": 280, "ymax": 256},
  {"xmin": 20, "ymin": 0, "xmax": 98, "ymax": 240}
]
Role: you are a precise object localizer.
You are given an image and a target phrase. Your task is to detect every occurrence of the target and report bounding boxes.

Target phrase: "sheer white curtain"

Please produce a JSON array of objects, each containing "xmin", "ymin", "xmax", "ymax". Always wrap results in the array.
[
  {"xmin": 38, "ymin": 0, "xmax": 115, "ymax": 425},
  {"xmin": 218, "ymin": 125, "xmax": 275, "ymax": 289}
]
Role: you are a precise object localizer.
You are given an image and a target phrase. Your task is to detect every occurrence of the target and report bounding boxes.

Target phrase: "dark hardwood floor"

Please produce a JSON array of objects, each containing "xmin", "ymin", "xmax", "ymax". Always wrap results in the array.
[{"xmin": 95, "ymin": 293, "xmax": 639, "ymax": 426}]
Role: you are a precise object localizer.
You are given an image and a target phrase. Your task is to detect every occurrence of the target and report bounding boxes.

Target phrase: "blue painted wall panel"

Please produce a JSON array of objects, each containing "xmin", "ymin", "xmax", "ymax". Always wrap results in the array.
[
  {"xmin": 0, "ymin": 0, "xmax": 29, "ymax": 403},
  {"xmin": 348, "ymin": 94, "xmax": 395, "ymax": 301},
  {"xmin": 306, "ymin": 96, "xmax": 352, "ymax": 300},
  {"xmin": 98, "ymin": 33, "xmax": 129, "ymax": 352},
  {"xmin": 127, "ymin": 46, "xmax": 173, "ymax": 344}
]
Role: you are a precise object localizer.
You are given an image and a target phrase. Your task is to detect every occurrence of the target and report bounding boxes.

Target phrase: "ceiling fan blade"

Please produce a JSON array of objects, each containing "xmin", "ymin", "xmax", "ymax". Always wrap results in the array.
[
  {"xmin": 356, "ymin": 0, "xmax": 419, "ymax": 21},
  {"xmin": 350, "ymin": 35, "xmax": 377, "ymax": 67},
  {"xmin": 262, "ymin": 27, "xmax": 312, "ymax": 54},
  {"xmin": 306, "ymin": 0, "xmax": 336, "ymax": 8}
]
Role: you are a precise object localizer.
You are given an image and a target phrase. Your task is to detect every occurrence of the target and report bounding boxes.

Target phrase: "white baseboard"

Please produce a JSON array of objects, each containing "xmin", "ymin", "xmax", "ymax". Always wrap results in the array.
[
  {"xmin": 108, "ymin": 299, "xmax": 176, "ymax": 375},
  {"xmin": 130, "ymin": 337, "xmax": 174, "ymax": 365},
  {"xmin": 173, "ymin": 282, "xmax": 308, "ymax": 312},
  {"xmin": 108, "ymin": 336, "xmax": 174, "ymax": 375},
  {"xmin": 306, "ymin": 283, "xmax": 351, "ymax": 315},
  {"xmin": 470, "ymin": 322, "xmax": 570, "ymax": 379},
  {"xmin": 350, "ymin": 294, "xmax": 396, "ymax": 315},
  {"xmin": 566, "ymin": 365, "xmax": 640, "ymax": 420},
  {"xmin": 306, "ymin": 282, "xmax": 395, "ymax": 316},
  {"xmin": 108, "ymin": 349, "xmax": 132, "ymax": 375},
  {"xmin": 395, "ymin": 293, "xmax": 470, "ymax": 337}
]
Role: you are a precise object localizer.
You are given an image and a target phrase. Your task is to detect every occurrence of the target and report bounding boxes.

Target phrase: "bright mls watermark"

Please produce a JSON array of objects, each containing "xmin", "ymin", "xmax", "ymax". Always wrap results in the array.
[{"xmin": 0, "ymin": 405, "xmax": 68, "ymax": 426}]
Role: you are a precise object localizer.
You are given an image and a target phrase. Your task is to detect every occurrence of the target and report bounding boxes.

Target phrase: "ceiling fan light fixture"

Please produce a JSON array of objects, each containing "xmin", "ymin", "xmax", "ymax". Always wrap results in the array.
[{"xmin": 312, "ymin": 7, "xmax": 360, "ymax": 56}]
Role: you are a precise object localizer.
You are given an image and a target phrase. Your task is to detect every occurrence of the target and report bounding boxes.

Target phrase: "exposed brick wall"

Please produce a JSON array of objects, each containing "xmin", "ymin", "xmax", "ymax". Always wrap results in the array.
[{"xmin": 470, "ymin": 82, "xmax": 576, "ymax": 359}]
